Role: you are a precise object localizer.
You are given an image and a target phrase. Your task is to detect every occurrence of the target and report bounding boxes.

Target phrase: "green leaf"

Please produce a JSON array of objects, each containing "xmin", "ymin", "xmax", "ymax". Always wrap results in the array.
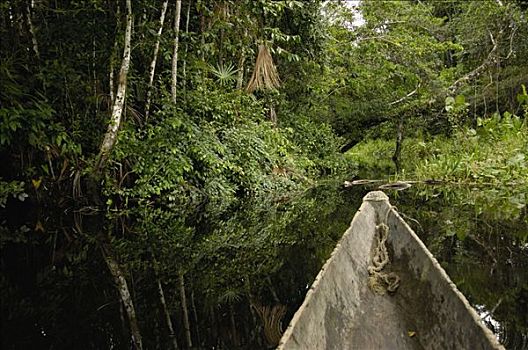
[{"xmin": 454, "ymin": 95, "xmax": 466, "ymax": 105}]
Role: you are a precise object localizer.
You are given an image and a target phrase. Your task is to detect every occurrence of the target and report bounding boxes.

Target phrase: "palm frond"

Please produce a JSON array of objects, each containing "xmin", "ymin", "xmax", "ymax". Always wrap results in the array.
[{"xmin": 209, "ymin": 63, "xmax": 238, "ymax": 86}]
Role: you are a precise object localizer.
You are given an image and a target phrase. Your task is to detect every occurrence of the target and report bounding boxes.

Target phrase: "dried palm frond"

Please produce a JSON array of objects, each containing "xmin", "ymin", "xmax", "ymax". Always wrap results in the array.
[{"xmin": 246, "ymin": 44, "xmax": 281, "ymax": 93}]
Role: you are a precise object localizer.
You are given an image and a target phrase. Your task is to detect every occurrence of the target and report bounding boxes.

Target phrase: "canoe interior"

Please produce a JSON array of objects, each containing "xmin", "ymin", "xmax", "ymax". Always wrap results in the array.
[{"xmin": 278, "ymin": 191, "xmax": 503, "ymax": 350}]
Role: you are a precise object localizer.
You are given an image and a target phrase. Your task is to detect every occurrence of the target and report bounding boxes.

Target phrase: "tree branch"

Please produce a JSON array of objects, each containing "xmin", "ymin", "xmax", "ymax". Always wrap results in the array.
[
  {"xmin": 389, "ymin": 86, "xmax": 419, "ymax": 106},
  {"xmin": 448, "ymin": 31, "xmax": 501, "ymax": 95}
]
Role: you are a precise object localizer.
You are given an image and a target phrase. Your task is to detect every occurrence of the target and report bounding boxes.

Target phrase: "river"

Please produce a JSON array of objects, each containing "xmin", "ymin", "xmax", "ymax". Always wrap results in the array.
[{"xmin": 1, "ymin": 179, "xmax": 526, "ymax": 349}]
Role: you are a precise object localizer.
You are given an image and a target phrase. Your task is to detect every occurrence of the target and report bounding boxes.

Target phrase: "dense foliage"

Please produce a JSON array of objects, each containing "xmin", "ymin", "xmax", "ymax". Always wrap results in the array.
[{"xmin": 1, "ymin": 0, "xmax": 527, "ymax": 349}]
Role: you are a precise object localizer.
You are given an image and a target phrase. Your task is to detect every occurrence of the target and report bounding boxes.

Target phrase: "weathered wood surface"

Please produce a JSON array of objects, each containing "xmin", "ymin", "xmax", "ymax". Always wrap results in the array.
[{"xmin": 278, "ymin": 191, "xmax": 503, "ymax": 350}]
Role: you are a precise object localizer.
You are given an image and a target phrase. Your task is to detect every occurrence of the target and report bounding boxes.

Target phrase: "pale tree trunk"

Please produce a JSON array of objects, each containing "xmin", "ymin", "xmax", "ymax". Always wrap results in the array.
[
  {"xmin": 109, "ymin": 47, "xmax": 116, "ymax": 105},
  {"xmin": 102, "ymin": 244, "xmax": 143, "ymax": 350},
  {"xmin": 182, "ymin": 0, "xmax": 191, "ymax": 94},
  {"xmin": 145, "ymin": 0, "xmax": 169, "ymax": 120},
  {"xmin": 109, "ymin": 3, "xmax": 121, "ymax": 105},
  {"xmin": 179, "ymin": 273, "xmax": 192, "ymax": 348},
  {"xmin": 171, "ymin": 0, "xmax": 182, "ymax": 103},
  {"xmin": 157, "ymin": 279, "xmax": 179, "ymax": 349},
  {"xmin": 96, "ymin": 0, "xmax": 132, "ymax": 173},
  {"xmin": 25, "ymin": 0, "xmax": 39, "ymax": 59},
  {"xmin": 236, "ymin": 54, "xmax": 245, "ymax": 89}
]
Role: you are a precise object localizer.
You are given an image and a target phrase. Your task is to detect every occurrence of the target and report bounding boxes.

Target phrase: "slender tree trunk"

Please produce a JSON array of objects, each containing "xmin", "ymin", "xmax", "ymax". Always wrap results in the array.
[
  {"xmin": 157, "ymin": 279, "xmax": 179, "ymax": 350},
  {"xmin": 244, "ymin": 277, "xmax": 259, "ymax": 344},
  {"xmin": 190, "ymin": 283, "xmax": 201, "ymax": 347},
  {"xmin": 96, "ymin": 0, "xmax": 132, "ymax": 173},
  {"xmin": 109, "ymin": 52, "xmax": 115, "ymax": 105},
  {"xmin": 219, "ymin": 27, "xmax": 224, "ymax": 67},
  {"xmin": 229, "ymin": 303, "xmax": 239, "ymax": 347},
  {"xmin": 171, "ymin": 0, "xmax": 182, "ymax": 103},
  {"xmin": 92, "ymin": 15, "xmax": 98, "ymax": 119},
  {"xmin": 236, "ymin": 52, "xmax": 246, "ymax": 89},
  {"xmin": 153, "ymin": 305, "xmax": 162, "ymax": 350},
  {"xmin": 210, "ymin": 305, "xmax": 218, "ymax": 346},
  {"xmin": 179, "ymin": 273, "xmax": 192, "ymax": 348},
  {"xmin": 392, "ymin": 115, "xmax": 404, "ymax": 174},
  {"xmin": 25, "ymin": 0, "xmax": 40, "ymax": 60},
  {"xmin": 102, "ymin": 244, "xmax": 143, "ymax": 350},
  {"xmin": 182, "ymin": 0, "xmax": 191, "ymax": 94},
  {"xmin": 145, "ymin": 0, "xmax": 169, "ymax": 120},
  {"xmin": 109, "ymin": 3, "xmax": 121, "ymax": 106},
  {"xmin": 200, "ymin": 12, "xmax": 205, "ymax": 61}
]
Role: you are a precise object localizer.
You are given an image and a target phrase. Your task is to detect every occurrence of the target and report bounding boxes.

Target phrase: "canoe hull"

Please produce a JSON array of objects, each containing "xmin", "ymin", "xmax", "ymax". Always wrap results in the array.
[{"xmin": 278, "ymin": 191, "xmax": 503, "ymax": 350}]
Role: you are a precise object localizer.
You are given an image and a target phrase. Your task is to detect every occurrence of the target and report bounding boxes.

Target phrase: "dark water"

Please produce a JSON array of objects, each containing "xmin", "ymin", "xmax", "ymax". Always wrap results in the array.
[{"xmin": 1, "ymin": 180, "xmax": 527, "ymax": 349}]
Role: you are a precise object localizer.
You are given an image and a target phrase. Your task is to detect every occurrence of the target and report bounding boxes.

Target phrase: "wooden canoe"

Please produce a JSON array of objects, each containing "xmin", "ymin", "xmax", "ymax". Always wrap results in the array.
[{"xmin": 278, "ymin": 191, "xmax": 503, "ymax": 350}]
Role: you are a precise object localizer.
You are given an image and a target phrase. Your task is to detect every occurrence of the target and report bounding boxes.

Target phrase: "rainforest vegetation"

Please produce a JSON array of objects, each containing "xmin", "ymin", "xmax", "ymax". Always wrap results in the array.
[{"xmin": 1, "ymin": 0, "xmax": 527, "ymax": 349}]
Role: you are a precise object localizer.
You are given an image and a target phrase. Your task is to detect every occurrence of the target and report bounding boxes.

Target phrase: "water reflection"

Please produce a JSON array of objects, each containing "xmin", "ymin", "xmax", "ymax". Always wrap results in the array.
[{"xmin": 1, "ymin": 180, "xmax": 526, "ymax": 349}]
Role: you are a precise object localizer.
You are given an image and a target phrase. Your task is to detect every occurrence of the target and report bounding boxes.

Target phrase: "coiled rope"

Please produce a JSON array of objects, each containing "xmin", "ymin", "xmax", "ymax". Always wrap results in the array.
[{"xmin": 368, "ymin": 207, "xmax": 400, "ymax": 295}]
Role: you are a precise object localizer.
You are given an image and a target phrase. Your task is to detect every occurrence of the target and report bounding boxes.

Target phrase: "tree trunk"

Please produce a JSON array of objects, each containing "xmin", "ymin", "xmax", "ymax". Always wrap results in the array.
[
  {"xmin": 244, "ymin": 277, "xmax": 259, "ymax": 344},
  {"xmin": 392, "ymin": 115, "xmax": 404, "ymax": 174},
  {"xmin": 109, "ymin": 2, "xmax": 121, "ymax": 106},
  {"xmin": 171, "ymin": 0, "xmax": 182, "ymax": 103},
  {"xmin": 109, "ymin": 49, "xmax": 115, "ymax": 105},
  {"xmin": 157, "ymin": 279, "xmax": 179, "ymax": 350},
  {"xmin": 229, "ymin": 302, "xmax": 239, "ymax": 347},
  {"xmin": 92, "ymin": 28, "xmax": 97, "ymax": 118},
  {"xmin": 210, "ymin": 305, "xmax": 218, "ymax": 346},
  {"xmin": 119, "ymin": 300, "xmax": 127, "ymax": 338},
  {"xmin": 190, "ymin": 284, "xmax": 201, "ymax": 347},
  {"xmin": 25, "ymin": 0, "xmax": 40, "ymax": 60},
  {"xmin": 179, "ymin": 273, "xmax": 192, "ymax": 348},
  {"xmin": 236, "ymin": 49, "xmax": 246, "ymax": 89},
  {"xmin": 96, "ymin": 0, "xmax": 132, "ymax": 173},
  {"xmin": 200, "ymin": 13, "xmax": 205, "ymax": 61},
  {"xmin": 145, "ymin": 0, "xmax": 169, "ymax": 120},
  {"xmin": 101, "ymin": 244, "xmax": 143, "ymax": 350},
  {"xmin": 182, "ymin": 0, "xmax": 191, "ymax": 94},
  {"xmin": 153, "ymin": 305, "xmax": 162, "ymax": 350}
]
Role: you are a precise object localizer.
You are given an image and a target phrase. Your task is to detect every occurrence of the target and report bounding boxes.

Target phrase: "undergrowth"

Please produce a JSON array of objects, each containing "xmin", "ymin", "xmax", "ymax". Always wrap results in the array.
[{"xmin": 347, "ymin": 112, "xmax": 527, "ymax": 188}]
